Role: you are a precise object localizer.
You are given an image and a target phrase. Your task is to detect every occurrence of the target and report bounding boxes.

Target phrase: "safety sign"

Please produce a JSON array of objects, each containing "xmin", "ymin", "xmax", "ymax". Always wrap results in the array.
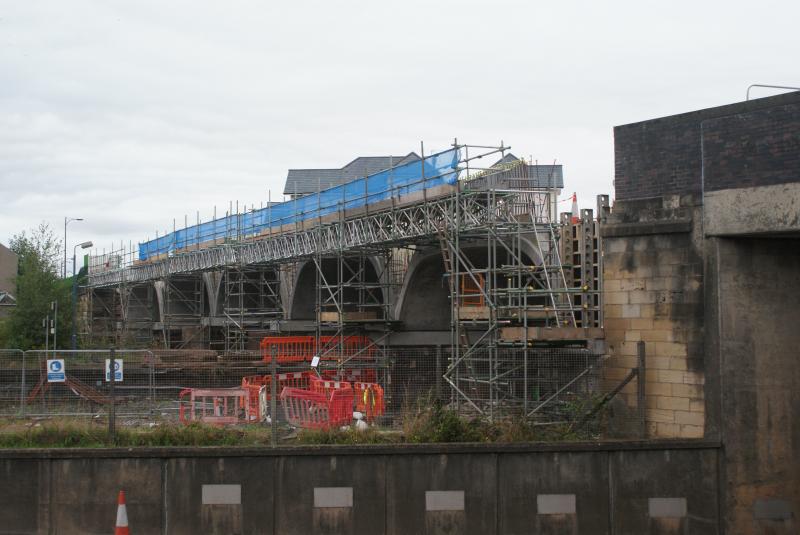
[
  {"xmin": 46, "ymin": 359, "xmax": 66, "ymax": 382},
  {"xmin": 105, "ymin": 359, "xmax": 124, "ymax": 382}
]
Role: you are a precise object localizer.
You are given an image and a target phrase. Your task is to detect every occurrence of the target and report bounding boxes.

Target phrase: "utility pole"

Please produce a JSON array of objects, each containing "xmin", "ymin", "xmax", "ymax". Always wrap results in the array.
[
  {"xmin": 72, "ymin": 241, "xmax": 93, "ymax": 349},
  {"xmin": 51, "ymin": 301, "xmax": 57, "ymax": 350},
  {"xmin": 63, "ymin": 217, "xmax": 83, "ymax": 278}
]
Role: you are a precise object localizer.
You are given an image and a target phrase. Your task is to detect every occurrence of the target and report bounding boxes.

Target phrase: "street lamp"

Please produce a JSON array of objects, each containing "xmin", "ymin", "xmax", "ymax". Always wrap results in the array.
[
  {"xmin": 64, "ymin": 217, "xmax": 84, "ymax": 278},
  {"xmin": 71, "ymin": 240, "xmax": 93, "ymax": 350}
]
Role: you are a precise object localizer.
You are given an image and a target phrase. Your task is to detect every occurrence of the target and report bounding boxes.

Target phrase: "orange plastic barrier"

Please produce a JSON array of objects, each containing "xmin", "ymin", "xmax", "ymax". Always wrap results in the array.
[
  {"xmin": 260, "ymin": 335, "xmax": 376, "ymax": 364},
  {"xmin": 179, "ymin": 387, "xmax": 250, "ymax": 425},
  {"xmin": 280, "ymin": 385, "xmax": 354, "ymax": 429},
  {"xmin": 320, "ymin": 368, "xmax": 377, "ymax": 384},
  {"xmin": 310, "ymin": 377, "xmax": 352, "ymax": 398},
  {"xmin": 260, "ymin": 336, "xmax": 316, "ymax": 363},
  {"xmin": 240, "ymin": 372, "xmax": 315, "ymax": 420},
  {"xmin": 354, "ymin": 382, "xmax": 385, "ymax": 421}
]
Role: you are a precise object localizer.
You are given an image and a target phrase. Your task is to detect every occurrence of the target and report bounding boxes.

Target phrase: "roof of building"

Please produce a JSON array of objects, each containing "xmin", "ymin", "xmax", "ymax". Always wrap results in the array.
[
  {"xmin": 284, "ymin": 152, "xmax": 420, "ymax": 195},
  {"xmin": 490, "ymin": 153, "xmax": 564, "ymax": 189},
  {"xmin": 0, "ymin": 291, "xmax": 15, "ymax": 306}
]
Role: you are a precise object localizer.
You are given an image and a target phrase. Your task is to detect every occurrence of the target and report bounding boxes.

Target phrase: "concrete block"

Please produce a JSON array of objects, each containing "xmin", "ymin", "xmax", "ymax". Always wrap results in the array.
[
  {"xmin": 641, "ymin": 329, "xmax": 672, "ymax": 342},
  {"xmin": 617, "ymin": 341, "xmax": 640, "ymax": 357},
  {"xmin": 202, "ymin": 484, "xmax": 241, "ymax": 505},
  {"xmin": 646, "ymin": 408, "xmax": 675, "ymax": 423},
  {"xmin": 603, "ymin": 366, "xmax": 634, "ymax": 381},
  {"xmin": 671, "ymin": 384, "xmax": 704, "ymax": 399},
  {"xmin": 655, "ymin": 423, "xmax": 679, "ymax": 437},
  {"xmin": 658, "ymin": 370, "xmax": 686, "ymax": 384},
  {"xmin": 425, "ymin": 491, "xmax": 464, "ymax": 511},
  {"xmin": 675, "ymin": 410, "xmax": 704, "ymax": 426},
  {"xmin": 645, "ymin": 382, "xmax": 672, "ymax": 396},
  {"xmin": 645, "ymin": 277, "xmax": 681, "ymax": 291},
  {"xmin": 630, "ymin": 318, "xmax": 653, "ymax": 330},
  {"xmin": 683, "ymin": 372, "xmax": 705, "ymax": 385},
  {"xmin": 652, "ymin": 319, "xmax": 677, "ymax": 330},
  {"xmin": 603, "ymin": 318, "xmax": 630, "ymax": 331},
  {"xmin": 753, "ymin": 498, "xmax": 793, "ymax": 520},
  {"xmin": 604, "ymin": 304, "xmax": 622, "ymax": 318},
  {"xmin": 621, "ymin": 304, "xmax": 640, "ymax": 318},
  {"xmin": 624, "ymin": 330, "xmax": 641, "ymax": 342},
  {"xmin": 604, "ymin": 279, "xmax": 622, "ymax": 291},
  {"xmin": 536, "ymin": 494, "xmax": 576, "ymax": 515},
  {"xmin": 629, "ymin": 291, "xmax": 655, "ymax": 304},
  {"xmin": 314, "ymin": 487, "xmax": 353, "ymax": 508},
  {"xmin": 654, "ymin": 342, "xmax": 687, "ymax": 358},
  {"xmin": 647, "ymin": 356, "xmax": 671, "ymax": 370},
  {"xmin": 639, "ymin": 304, "xmax": 656, "ymax": 318},
  {"xmin": 657, "ymin": 396, "xmax": 690, "ymax": 411},
  {"xmin": 605, "ymin": 291, "xmax": 629, "ymax": 305},
  {"xmin": 648, "ymin": 497, "xmax": 687, "ymax": 518},
  {"xmin": 620, "ymin": 278, "xmax": 646, "ymax": 291},
  {"xmin": 668, "ymin": 358, "xmax": 688, "ymax": 371},
  {"xmin": 678, "ymin": 425, "xmax": 704, "ymax": 439},
  {"xmin": 610, "ymin": 355, "xmax": 638, "ymax": 369},
  {"xmin": 689, "ymin": 399, "xmax": 705, "ymax": 412}
]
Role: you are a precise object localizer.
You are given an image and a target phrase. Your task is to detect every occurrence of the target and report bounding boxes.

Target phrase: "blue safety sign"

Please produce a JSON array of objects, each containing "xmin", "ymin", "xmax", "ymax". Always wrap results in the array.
[
  {"xmin": 47, "ymin": 359, "xmax": 66, "ymax": 382},
  {"xmin": 105, "ymin": 359, "xmax": 124, "ymax": 382}
]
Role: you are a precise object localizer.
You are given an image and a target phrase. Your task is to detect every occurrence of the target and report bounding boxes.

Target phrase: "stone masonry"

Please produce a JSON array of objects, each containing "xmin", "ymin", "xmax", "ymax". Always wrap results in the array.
[{"xmin": 601, "ymin": 194, "xmax": 705, "ymax": 439}]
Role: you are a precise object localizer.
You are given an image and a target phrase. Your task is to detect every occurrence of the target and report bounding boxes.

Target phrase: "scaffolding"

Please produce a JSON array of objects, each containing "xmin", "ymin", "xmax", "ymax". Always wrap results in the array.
[
  {"xmin": 222, "ymin": 263, "xmax": 282, "ymax": 351},
  {"xmin": 437, "ymin": 156, "xmax": 600, "ymax": 417},
  {"xmin": 84, "ymin": 142, "xmax": 604, "ymax": 416}
]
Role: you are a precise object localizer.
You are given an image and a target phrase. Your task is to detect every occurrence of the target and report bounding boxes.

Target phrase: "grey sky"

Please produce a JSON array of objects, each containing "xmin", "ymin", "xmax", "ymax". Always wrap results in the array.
[{"xmin": 1, "ymin": 0, "xmax": 797, "ymax": 270}]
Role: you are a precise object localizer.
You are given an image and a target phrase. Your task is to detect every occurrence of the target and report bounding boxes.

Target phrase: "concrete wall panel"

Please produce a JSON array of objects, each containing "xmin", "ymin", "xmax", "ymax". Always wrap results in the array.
[
  {"xmin": 50, "ymin": 457, "xmax": 162, "ymax": 535},
  {"xmin": 609, "ymin": 448, "xmax": 719, "ymax": 535},
  {"xmin": 165, "ymin": 456, "xmax": 274, "ymax": 535},
  {"xmin": 499, "ymin": 451, "xmax": 608, "ymax": 535},
  {"xmin": 274, "ymin": 454, "xmax": 385, "ymax": 535},
  {"xmin": 386, "ymin": 453, "xmax": 496, "ymax": 535}
]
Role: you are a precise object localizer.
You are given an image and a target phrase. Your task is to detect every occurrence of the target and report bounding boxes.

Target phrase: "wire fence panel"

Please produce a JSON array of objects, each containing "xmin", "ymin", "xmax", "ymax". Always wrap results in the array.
[
  {"xmin": 0, "ymin": 350, "xmax": 25, "ymax": 416},
  {"xmin": 0, "ymin": 346, "xmax": 645, "ymax": 439},
  {"xmin": 22, "ymin": 350, "xmax": 154, "ymax": 418}
]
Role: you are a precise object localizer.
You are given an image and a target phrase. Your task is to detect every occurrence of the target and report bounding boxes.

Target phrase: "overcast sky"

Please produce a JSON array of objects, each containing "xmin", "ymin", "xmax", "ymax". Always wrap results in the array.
[{"xmin": 1, "ymin": 0, "xmax": 797, "ymax": 271}]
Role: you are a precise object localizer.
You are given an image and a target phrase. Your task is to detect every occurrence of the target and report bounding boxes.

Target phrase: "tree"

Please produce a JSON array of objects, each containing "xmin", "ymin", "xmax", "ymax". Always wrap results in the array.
[{"xmin": 1, "ymin": 223, "xmax": 72, "ymax": 349}]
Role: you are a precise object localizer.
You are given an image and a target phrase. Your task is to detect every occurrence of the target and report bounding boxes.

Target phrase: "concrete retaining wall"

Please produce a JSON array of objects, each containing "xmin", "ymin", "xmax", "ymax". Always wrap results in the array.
[{"xmin": 0, "ymin": 441, "xmax": 720, "ymax": 535}]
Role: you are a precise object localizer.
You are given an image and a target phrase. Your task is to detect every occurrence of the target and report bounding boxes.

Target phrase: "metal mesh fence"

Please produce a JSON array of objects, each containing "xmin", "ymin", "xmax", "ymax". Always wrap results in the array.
[
  {"xmin": 0, "ymin": 350, "xmax": 25, "ymax": 416},
  {"xmin": 0, "ymin": 346, "xmax": 645, "ymax": 439}
]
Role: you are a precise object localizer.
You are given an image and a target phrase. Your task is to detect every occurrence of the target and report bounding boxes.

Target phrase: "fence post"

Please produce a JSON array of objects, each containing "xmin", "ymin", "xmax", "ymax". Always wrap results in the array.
[
  {"xmin": 108, "ymin": 347, "xmax": 116, "ymax": 443},
  {"xmin": 147, "ymin": 350, "xmax": 155, "ymax": 414},
  {"xmin": 637, "ymin": 341, "xmax": 646, "ymax": 438},
  {"xmin": 20, "ymin": 350, "xmax": 26, "ymax": 417},
  {"xmin": 270, "ymin": 345, "xmax": 277, "ymax": 447},
  {"xmin": 435, "ymin": 345, "xmax": 442, "ymax": 402}
]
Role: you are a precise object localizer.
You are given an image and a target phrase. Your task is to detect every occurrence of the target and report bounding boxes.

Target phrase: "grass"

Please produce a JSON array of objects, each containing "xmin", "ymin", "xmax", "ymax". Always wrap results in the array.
[
  {"xmin": 0, "ymin": 421, "xmax": 273, "ymax": 448},
  {"xmin": 0, "ymin": 394, "xmax": 608, "ymax": 448}
]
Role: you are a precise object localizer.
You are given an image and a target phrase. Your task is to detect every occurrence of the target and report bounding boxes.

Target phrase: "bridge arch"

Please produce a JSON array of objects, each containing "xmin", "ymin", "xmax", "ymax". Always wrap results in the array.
[{"xmin": 395, "ymin": 237, "xmax": 543, "ymax": 330}]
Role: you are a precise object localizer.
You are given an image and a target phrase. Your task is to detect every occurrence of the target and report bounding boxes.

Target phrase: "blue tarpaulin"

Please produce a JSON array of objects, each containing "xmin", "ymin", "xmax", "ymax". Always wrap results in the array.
[{"xmin": 138, "ymin": 148, "xmax": 460, "ymax": 261}]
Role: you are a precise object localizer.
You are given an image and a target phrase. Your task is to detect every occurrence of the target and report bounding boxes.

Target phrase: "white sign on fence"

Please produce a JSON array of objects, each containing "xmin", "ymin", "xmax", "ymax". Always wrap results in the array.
[
  {"xmin": 105, "ymin": 359, "xmax": 123, "ymax": 382},
  {"xmin": 46, "ymin": 359, "xmax": 66, "ymax": 382}
]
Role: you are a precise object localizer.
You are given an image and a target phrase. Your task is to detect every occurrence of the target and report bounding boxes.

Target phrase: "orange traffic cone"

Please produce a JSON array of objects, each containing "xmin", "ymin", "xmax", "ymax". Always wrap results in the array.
[
  {"xmin": 570, "ymin": 192, "xmax": 580, "ymax": 224},
  {"xmin": 115, "ymin": 490, "xmax": 130, "ymax": 535}
]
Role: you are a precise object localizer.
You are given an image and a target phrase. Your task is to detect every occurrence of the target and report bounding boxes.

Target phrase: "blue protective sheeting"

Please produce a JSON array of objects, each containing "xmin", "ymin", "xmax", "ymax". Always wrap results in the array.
[{"xmin": 138, "ymin": 148, "xmax": 460, "ymax": 261}]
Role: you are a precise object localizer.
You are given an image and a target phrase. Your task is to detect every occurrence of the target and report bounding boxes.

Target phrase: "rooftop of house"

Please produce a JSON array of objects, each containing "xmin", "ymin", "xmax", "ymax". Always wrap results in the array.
[
  {"xmin": 282, "ymin": 150, "xmax": 564, "ymax": 197},
  {"xmin": 488, "ymin": 153, "xmax": 564, "ymax": 189},
  {"xmin": 283, "ymin": 152, "xmax": 420, "ymax": 196}
]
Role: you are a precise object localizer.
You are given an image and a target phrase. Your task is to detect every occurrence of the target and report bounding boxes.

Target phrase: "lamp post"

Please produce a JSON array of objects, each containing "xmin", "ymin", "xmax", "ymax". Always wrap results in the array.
[
  {"xmin": 71, "ymin": 240, "xmax": 93, "ymax": 350},
  {"xmin": 64, "ymin": 217, "xmax": 83, "ymax": 278}
]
